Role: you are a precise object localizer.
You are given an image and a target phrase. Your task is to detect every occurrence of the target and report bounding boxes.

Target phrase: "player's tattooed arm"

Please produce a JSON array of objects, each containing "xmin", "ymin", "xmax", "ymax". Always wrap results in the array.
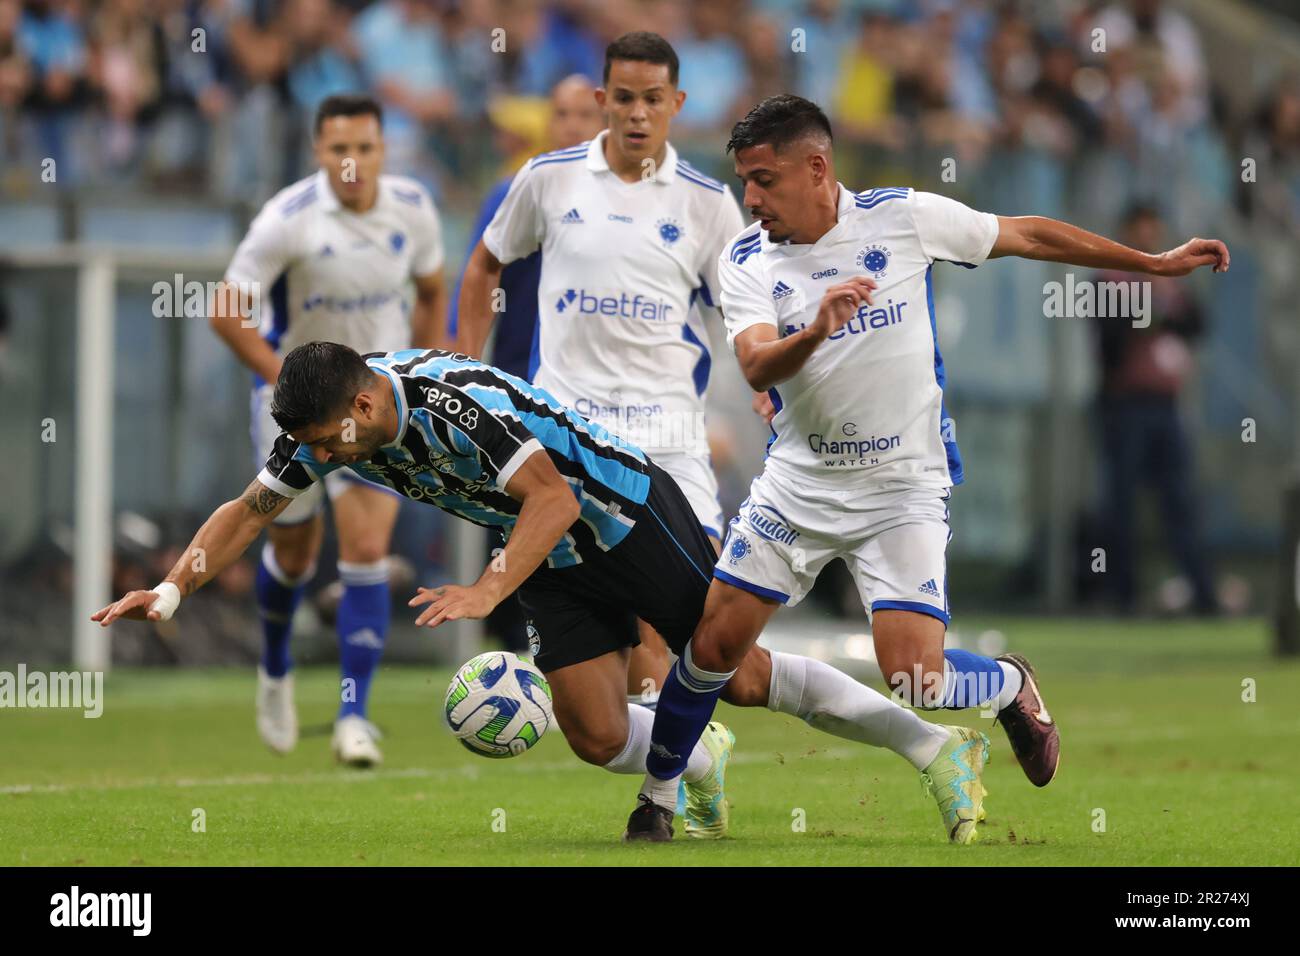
[
  {"xmin": 170, "ymin": 479, "xmax": 289, "ymax": 593},
  {"xmin": 240, "ymin": 478, "xmax": 289, "ymax": 516},
  {"xmin": 93, "ymin": 478, "xmax": 292, "ymax": 624}
]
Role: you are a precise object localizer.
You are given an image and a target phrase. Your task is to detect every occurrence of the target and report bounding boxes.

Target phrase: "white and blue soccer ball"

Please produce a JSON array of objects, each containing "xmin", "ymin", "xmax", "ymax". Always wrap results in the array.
[{"xmin": 443, "ymin": 652, "xmax": 553, "ymax": 758}]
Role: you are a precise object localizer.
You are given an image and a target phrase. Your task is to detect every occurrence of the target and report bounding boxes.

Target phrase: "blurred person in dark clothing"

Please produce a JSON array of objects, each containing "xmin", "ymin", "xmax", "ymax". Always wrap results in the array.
[{"xmin": 1093, "ymin": 202, "xmax": 1217, "ymax": 614}]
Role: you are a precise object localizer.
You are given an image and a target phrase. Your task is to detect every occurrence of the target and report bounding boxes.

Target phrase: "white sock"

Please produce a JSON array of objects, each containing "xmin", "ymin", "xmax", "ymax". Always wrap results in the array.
[
  {"xmin": 994, "ymin": 660, "xmax": 1023, "ymax": 712},
  {"xmin": 768, "ymin": 651, "xmax": 951, "ymax": 771},
  {"xmin": 606, "ymin": 705, "xmax": 711, "ymax": 785}
]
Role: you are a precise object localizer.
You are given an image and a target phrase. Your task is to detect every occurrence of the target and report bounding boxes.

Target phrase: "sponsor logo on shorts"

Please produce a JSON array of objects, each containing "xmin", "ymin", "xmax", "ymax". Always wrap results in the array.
[
  {"xmin": 526, "ymin": 621, "xmax": 541, "ymax": 657},
  {"xmin": 918, "ymin": 578, "xmax": 941, "ymax": 598},
  {"xmin": 746, "ymin": 504, "xmax": 800, "ymax": 545}
]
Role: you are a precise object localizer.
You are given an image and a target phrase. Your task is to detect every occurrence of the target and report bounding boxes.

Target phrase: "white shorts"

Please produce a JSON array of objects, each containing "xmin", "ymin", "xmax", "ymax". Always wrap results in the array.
[
  {"xmin": 250, "ymin": 383, "xmax": 393, "ymax": 526},
  {"xmin": 648, "ymin": 449, "xmax": 725, "ymax": 540},
  {"xmin": 714, "ymin": 468, "xmax": 953, "ymax": 625}
]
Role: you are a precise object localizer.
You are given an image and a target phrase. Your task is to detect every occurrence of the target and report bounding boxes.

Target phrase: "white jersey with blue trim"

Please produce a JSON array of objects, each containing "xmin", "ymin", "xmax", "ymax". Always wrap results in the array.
[
  {"xmin": 481, "ymin": 131, "xmax": 745, "ymax": 454},
  {"xmin": 226, "ymin": 170, "xmax": 445, "ymax": 361},
  {"xmin": 717, "ymin": 183, "xmax": 998, "ymax": 493}
]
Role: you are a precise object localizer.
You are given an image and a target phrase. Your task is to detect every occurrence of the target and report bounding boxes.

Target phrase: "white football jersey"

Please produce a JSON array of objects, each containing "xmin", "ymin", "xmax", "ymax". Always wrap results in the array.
[
  {"xmin": 717, "ymin": 184, "xmax": 999, "ymax": 493},
  {"xmin": 482, "ymin": 131, "xmax": 745, "ymax": 454},
  {"xmin": 226, "ymin": 170, "xmax": 445, "ymax": 362}
]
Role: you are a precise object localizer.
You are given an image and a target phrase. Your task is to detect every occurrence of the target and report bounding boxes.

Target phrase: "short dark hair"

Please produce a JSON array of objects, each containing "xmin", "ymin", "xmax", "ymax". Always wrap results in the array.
[
  {"xmin": 271, "ymin": 342, "xmax": 374, "ymax": 433},
  {"xmin": 603, "ymin": 31, "xmax": 679, "ymax": 86},
  {"xmin": 313, "ymin": 94, "xmax": 383, "ymax": 136},
  {"xmin": 726, "ymin": 95, "xmax": 833, "ymax": 154}
]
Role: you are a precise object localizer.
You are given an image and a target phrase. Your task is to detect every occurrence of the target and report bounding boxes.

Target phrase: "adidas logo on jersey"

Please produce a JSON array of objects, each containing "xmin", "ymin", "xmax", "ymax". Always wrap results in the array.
[
  {"xmin": 560, "ymin": 208, "xmax": 584, "ymax": 224},
  {"xmin": 918, "ymin": 579, "xmax": 941, "ymax": 598},
  {"xmin": 771, "ymin": 281, "xmax": 795, "ymax": 300}
]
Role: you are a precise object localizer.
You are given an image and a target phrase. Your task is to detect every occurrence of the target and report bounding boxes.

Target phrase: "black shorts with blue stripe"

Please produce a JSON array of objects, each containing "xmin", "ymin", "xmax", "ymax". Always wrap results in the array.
[{"xmin": 516, "ymin": 459, "xmax": 716, "ymax": 673}]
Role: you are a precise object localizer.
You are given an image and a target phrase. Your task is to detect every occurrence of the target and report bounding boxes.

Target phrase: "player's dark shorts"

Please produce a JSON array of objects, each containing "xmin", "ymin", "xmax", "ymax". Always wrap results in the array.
[{"xmin": 516, "ymin": 459, "xmax": 716, "ymax": 673}]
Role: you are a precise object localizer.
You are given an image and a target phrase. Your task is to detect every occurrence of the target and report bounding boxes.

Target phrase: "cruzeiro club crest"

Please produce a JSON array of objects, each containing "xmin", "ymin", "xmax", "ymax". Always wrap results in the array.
[
  {"xmin": 856, "ymin": 243, "xmax": 890, "ymax": 279},
  {"xmin": 727, "ymin": 532, "xmax": 752, "ymax": 564},
  {"xmin": 656, "ymin": 217, "xmax": 683, "ymax": 246}
]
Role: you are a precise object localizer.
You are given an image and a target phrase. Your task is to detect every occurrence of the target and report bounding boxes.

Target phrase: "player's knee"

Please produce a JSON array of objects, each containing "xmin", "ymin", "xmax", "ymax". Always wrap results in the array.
[
  {"xmin": 878, "ymin": 650, "xmax": 938, "ymax": 706},
  {"xmin": 271, "ymin": 541, "xmax": 316, "ymax": 580},
  {"xmin": 720, "ymin": 666, "xmax": 768, "ymax": 707},
  {"xmin": 564, "ymin": 728, "xmax": 626, "ymax": 767},
  {"xmin": 689, "ymin": 618, "xmax": 748, "ymax": 674},
  {"xmin": 340, "ymin": 539, "xmax": 388, "ymax": 565}
]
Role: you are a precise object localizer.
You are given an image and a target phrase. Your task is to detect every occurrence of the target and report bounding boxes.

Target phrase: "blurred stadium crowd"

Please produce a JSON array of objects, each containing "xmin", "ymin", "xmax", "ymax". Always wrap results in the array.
[
  {"xmin": 0, "ymin": 0, "xmax": 1296, "ymax": 237},
  {"xmin": 3, "ymin": 0, "xmax": 1299, "ymax": 664}
]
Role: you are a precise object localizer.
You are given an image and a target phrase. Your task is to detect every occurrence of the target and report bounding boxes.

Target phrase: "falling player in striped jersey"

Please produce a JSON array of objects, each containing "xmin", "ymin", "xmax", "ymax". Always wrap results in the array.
[
  {"xmin": 208, "ymin": 94, "xmax": 448, "ymax": 766},
  {"xmin": 635, "ymin": 95, "xmax": 1229, "ymax": 842},
  {"xmin": 94, "ymin": 343, "xmax": 994, "ymax": 845}
]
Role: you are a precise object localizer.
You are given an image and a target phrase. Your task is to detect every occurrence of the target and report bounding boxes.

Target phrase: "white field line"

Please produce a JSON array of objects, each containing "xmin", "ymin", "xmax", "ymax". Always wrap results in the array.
[{"xmin": 0, "ymin": 746, "xmax": 863, "ymax": 797}]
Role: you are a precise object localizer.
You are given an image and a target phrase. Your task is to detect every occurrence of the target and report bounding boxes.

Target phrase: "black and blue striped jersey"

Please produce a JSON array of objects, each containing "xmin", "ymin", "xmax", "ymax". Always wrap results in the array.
[{"xmin": 256, "ymin": 349, "xmax": 652, "ymax": 567}]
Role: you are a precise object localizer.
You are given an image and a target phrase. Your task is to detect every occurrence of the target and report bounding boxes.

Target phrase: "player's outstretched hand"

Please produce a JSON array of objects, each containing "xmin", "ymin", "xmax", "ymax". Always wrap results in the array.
[
  {"xmin": 90, "ymin": 591, "xmax": 165, "ymax": 626},
  {"xmin": 812, "ymin": 277, "xmax": 877, "ymax": 339},
  {"xmin": 1155, "ymin": 237, "xmax": 1230, "ymax": 276},
  {"xmin": 409, "ymin": 584, "xmax": 497, "ymax": 629}
]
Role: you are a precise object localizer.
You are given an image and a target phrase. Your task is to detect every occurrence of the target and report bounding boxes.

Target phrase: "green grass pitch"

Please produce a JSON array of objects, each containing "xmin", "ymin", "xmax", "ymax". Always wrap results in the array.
[{"xmin": 4, "ymin": 617, "xmax": 1299, "ymax": 866}]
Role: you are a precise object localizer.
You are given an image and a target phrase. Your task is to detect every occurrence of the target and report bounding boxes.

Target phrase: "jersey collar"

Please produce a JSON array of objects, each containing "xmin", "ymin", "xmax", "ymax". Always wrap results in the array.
[
  {"xmin": 315, "ymin": 169, "xmax": 387, "ymax": 216},
  {"xmin": 760, "ymin": 182, "xmax": 856, "ymax": 253},
  {"xmin": 370, "ymin": 360, "xmax": 409, "ymax": 448},
  {"xmin": 315, "ymin": 169, "xmax": 342, "ymax": 214},
  {"xmin": 585, "ymin": 130, "xmax": 679, "ymax": 184}
]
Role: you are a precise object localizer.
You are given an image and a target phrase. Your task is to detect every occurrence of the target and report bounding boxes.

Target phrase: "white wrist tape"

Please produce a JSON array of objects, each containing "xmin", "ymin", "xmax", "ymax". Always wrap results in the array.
[{"xmin": 149, "ymin": 582, "xmax": 182, "ymax": 621}]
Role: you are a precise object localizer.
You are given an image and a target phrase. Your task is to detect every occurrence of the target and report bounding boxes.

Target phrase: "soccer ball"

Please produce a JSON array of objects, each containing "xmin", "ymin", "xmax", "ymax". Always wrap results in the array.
[{"xmin": 443, "ymin": 652, "xmax": 553, "ymax": 758}]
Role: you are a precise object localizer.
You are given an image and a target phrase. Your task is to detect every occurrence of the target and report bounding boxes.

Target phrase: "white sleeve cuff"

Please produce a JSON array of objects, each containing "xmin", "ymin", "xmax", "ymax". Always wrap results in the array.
[
  {"xmin": 496, "ymin": 439, "xmax": 544, "ymax": 491},
  {"xmin": 726, "ymin": 316, "xmax": 778, "ymax": 351},
  {"xmin": 256, "ymin": 468, "xmax": 306, "ymax": 498}
]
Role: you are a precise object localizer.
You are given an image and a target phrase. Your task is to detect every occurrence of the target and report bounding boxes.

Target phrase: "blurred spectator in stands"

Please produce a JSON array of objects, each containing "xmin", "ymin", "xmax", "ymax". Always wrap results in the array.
[
  {"xmin": 1094, "ymin": 0, "xmax": 1207, "ymax": 128},
  {"xmin": 791, "ymin": 0, "xmax": 851, "ymax": 111},
  {"xmin": 1239, "ymin": 73, "xmax": 1300, "ymax": 239},
  {"xmin": 352, "ymin": 0, "xmax": 455, "ymax": 179},
  {"xmin": 1092, "ymin": 202, "xmax": 1218, "ymax": 615},
  {"xmin": 0, "ymin": 0, "xmax": 32, "ymax": 167},
  {"xmin": 833, "ymin": 11, "xmax": 905, "ymax": 150},
  {"xmin": 282, "ymin": 0, "xmax": 361, "ymax": 117},
  {"xmin": 740, "ymin": 13, "xmax": 794, "ymax": 112},
  {"xmin": 17, "ymin": 0, "xmax": 88, "ymax": 183},
  {"xmin": 1025, "ymin": 39, "xmax": 1102, "ymax": 156},
  {"xmin": 88, "ymin": 0, "xmax": 164, "ymax": 168},
  {"xmin": 504, "ymin": 0, "xmax": 602, "ymax": 97},
  {"xmin": 674, "ymin": 0, "xmax": 747, "ymax": 132}
]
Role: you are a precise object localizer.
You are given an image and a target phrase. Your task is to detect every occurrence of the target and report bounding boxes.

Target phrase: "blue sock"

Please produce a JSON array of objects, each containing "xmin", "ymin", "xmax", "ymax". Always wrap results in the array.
[
  {"xmin": 336, "ymin": 559, "xmax": 390, "ymax": 720},
  {"xmin": 645, "ymin": 641, "xmax": 734, "ymax": 780},
  {"xmin": 940, "ymin": 649, "xmax": 1003, "ymax": 709},
  {"xmin": 256, "ymin": 544, "xmax": 312, "ymax": 679}
]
